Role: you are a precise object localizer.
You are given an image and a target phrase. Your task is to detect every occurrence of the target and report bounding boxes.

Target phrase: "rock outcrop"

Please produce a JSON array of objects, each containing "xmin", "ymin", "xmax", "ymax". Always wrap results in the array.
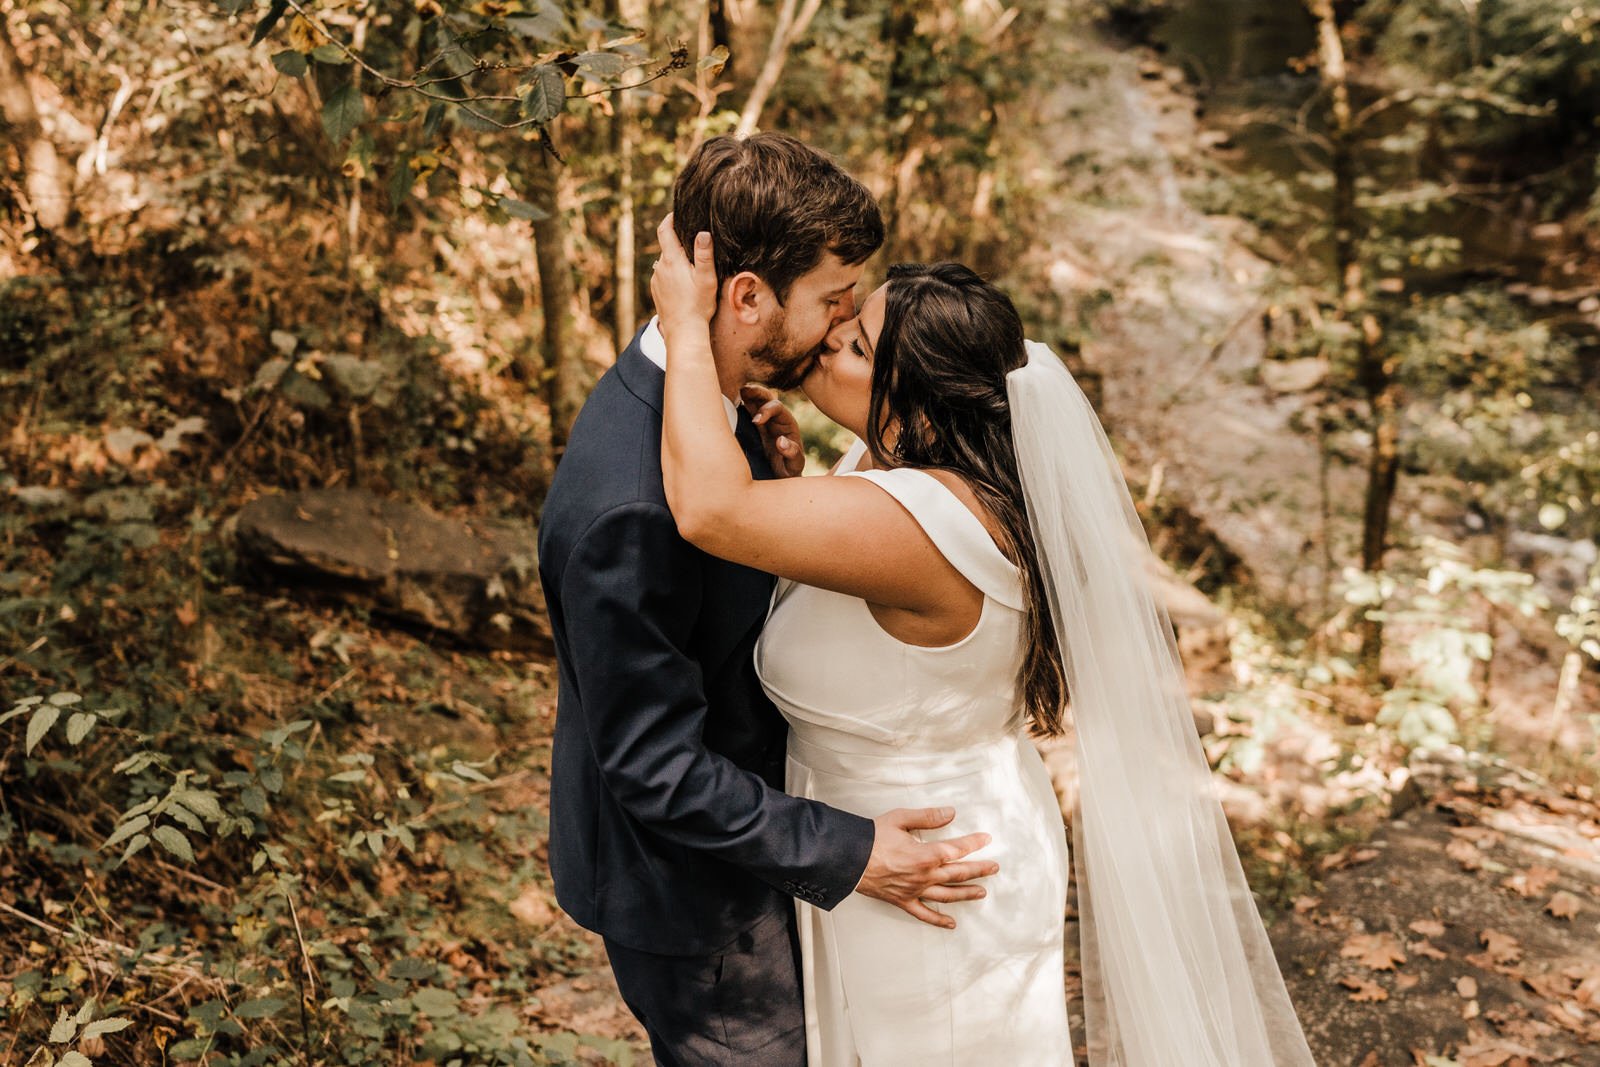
[{"xmin": 235, "ymin": 489, "xmax": 548, "ymax": 652}]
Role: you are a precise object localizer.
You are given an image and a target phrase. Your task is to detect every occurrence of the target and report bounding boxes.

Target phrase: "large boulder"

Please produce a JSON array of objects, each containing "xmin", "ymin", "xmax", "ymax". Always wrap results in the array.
[{"xmin": 234, "ymin": 489, "xmax": 548, "ymax": 652}]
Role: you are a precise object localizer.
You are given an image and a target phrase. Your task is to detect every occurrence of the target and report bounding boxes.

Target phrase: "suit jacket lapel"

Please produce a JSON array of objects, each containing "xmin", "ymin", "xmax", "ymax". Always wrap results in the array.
[{"xmin": 618, "ymin": 334, "xmax": 778, "ymax": 662}]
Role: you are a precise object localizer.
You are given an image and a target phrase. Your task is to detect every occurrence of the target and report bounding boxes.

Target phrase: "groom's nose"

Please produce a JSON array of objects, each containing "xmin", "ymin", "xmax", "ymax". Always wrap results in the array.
[{"xmin": 821, "ymin": 321, "xmax": 848, "ymax": 354}]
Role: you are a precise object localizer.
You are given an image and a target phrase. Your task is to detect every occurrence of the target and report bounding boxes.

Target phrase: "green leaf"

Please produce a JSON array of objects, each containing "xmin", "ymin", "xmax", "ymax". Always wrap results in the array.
[
  {"xmin": 575, "ymin": 51, "xmax": 629, "ymax": 77},
  {"xmin": 410, "ymin": 986, "xmax": 459, "ymax": 1017},
  {"xmin": 167, "ymin": 1039, "xmax": 211, "ymax": 1059},
  {"xmin": 389, "ymin": 957, "xmax": 436, "ymax": 981},
  {"xmin": 151, "ymin": 825, "xmax": 195, "ymax": 863},
  {"xmin": 322, "ymin": 83, "xmax": 365, "ymax": 145},
  {"xmin": 422, "ymin": 102, "xmax": 446, "ymax": 141},
  {"xmin": 234, "ymin": 997, "xmax": 286, "ymax": 1019},
  {"xmin": 59, "ymin": 1053, "xmax": 92, "ymax": 1067},
  {"xmin": 49, "ymin": 1007, "xmax": 78, "ymax": 1042},
  {"xmin": 521, "ymin": 65, "xmax": 565, "ymax": 124},
  {"xmin": 116, "ymin": 834, "xmax": 150, "ymax": 867},
  {"xmin": 80, "ymin": 1018, "xmax": 131, "ymax": 1040},
  {"xmin": 451, "ymin": 761, "xmax": 492, "ymax": 783},
  {"xmin": 327, "ymin": 769, "xmax": 366, "ymax": 783},
  {"xmin": 26, "ymin": 703, "xmax": 61, "ymax": 754},
  {"xmin": 505, "ymin": 13, "xmax": 563, "ymax": 41},
  {"xmin": 271, "ymin": 49, "xmax": 308, "ymax": 78},
  {"xmin": 499, "ymin": 197, "xmax": 548, "ymax": 222},
  {"xmin": 310, "ymin": 42, "xmax": 352, "ymax": 65},
  {"xmin": 249, "ymin": 0, "xmax": 289, "ymax": 46},
  {"xmin": 174, "ymin": 789, "xmax": 223, "ymax": 821},
  {"xmin": 241, "ymin": 785, "xmax": 268, "ymax": 816},
  {"xmin": 48, "ymin": 692, "xmax": 82, "ymax": 707},
  {"xmin": 167, "ymin": 804, "xmax": 204, "ymax": 833},
  {"xmin": 66, "ymin": 712, "xmax": 97, "ymax": 745}
]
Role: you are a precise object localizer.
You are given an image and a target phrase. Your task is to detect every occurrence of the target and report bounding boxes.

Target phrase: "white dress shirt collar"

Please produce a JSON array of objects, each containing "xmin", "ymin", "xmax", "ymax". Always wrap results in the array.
[{"xmin": 639, "ymin": 316, "xmax": 740, "ymax": 433}]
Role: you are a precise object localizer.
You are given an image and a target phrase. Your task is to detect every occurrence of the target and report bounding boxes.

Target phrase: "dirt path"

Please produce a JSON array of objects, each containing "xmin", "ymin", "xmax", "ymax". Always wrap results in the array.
[{"xmin": 1268, "ymin": 759, "xmax": 1600, "ymax": 1066}]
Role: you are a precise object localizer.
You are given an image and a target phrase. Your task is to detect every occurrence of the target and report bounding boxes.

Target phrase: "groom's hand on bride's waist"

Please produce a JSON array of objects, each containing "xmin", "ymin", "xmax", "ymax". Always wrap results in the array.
[{"xmin": 853, "ymin": 807, "xmax": 997, "ymax": 930}]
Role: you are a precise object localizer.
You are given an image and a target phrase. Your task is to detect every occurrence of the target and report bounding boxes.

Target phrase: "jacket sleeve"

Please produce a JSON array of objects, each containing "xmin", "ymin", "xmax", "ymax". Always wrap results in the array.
[{"xmin": 556, "ymin": 499, "xmax": 873, "ymax": 909}]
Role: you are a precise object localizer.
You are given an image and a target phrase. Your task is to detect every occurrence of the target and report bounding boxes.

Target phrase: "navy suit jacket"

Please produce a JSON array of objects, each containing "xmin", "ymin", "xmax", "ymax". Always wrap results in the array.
[{"xmin": 537, "ymin": 330, "xmax": 875, "ymax": 956}]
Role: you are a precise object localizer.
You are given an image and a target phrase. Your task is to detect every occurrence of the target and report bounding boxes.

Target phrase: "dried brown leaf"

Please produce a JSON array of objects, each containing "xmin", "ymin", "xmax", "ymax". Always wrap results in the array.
[
  {"xmin": 1408, "ymin": 918, "xmax": 1446, "ymax": 938},
  {"xmin": 1341, "ymin": 932, "xmax": 1407, "ymax": 971},
  {"xmin": 1501, "ymin": 865, "xmax": 1559, "ymax": 898},
  {"xmin": 1457, "ymin": 976, "xmax": 1478, "ymax": 998},
  {"xmin": 1545, "ymin": 890, "xmax": 1581, "ymax": 920},
  {"xmin": 1479, "ymin": 929, "xmax": 1522, "ymax": 965},
  {"xmin": 1340, "ymin": 975, "xmax": 1389, "ymax": 1002},
  {"xmin": 1447, "ymin": 837, "xmax": 1486, "ymax": 871},
  {"xmin": 1413, "ymin": 939, "xmax": 1448, "ymax": 960}
]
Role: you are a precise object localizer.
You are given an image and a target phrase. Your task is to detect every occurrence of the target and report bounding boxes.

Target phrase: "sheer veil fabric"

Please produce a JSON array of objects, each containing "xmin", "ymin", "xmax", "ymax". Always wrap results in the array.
[{"xmin": 1007, "ymin": 341, "xmax": 1317, "ymax": 1066}]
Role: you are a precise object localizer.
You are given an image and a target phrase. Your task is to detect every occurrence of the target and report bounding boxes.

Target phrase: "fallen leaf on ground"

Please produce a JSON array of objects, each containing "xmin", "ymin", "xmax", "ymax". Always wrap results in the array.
[
  {"xmin": 1396, "ymin": 973, "xmax": 1420, "ymax": 991},
  {"xmin": 1341, "ymin": 932, "xmax": 1407, "ymax": 971},
  {"xmin": 509, "ymin": 885, "xmax": 557, "ymax": 927},
  {"xmin": 1501, "ymin": 865, "xmax": 1559, "ymax": 898},
  {"xmin": 1457, "ymin": 975, "xmax": 1478, "ymax": 998},
  {"xmin": 1413, "ymin": 939, "xmax": 1448, "ymax": 960},
  {"xmin": 1478, "ymin": 929, "xmax": 1522, "ymax": 965},
  {"xmin": 1545, "ymin": 890, "xmax": 1581, "ymax": 920},
  {"xmin": 1293, "ymin": 895, "xmax": 1320, "ymax": 914},
  {"xmin": 1447, "ymin": 837, "xmax": 1486, "ymax": 871},
  {"xmin": 1340, "ymin": 975, "xmax": 1389, "ymax": 1002},
  {"xmin": 1409, "ymin": 919, "xmax": 1446, "ymax": 938}
]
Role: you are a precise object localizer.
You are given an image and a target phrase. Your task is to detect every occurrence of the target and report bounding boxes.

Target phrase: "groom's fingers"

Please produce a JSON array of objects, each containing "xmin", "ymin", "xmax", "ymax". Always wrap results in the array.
[
  {"xmin": 930, "ymin": 858, "xmax": 999, "ymax": 885},
  {"xmin": 891, "ymin": 806, "xmax": 957, "ymax": 832},
  {"xmin": 921, "ymin": 884, "xmax": 986, "ymax": 904},
  {"xmin": 899, "ymin": 899, "xmax": 957, "ymax": 930},
  {"xmin": 929, "ymin": 831, "xmax": 992, "ymax": 863}
]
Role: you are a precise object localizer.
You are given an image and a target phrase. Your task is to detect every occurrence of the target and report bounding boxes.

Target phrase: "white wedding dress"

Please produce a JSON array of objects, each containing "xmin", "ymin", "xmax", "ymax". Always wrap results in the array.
[{"xmin": 755, "ymin": 441, "xmax": 1074, "ymax": 1067}]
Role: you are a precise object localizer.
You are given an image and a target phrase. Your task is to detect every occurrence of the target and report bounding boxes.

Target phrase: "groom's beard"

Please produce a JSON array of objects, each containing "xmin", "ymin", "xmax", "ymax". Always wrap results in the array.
[{"xmin": 748, "ymin": 312, "xmax": 821, "ymax": 391}]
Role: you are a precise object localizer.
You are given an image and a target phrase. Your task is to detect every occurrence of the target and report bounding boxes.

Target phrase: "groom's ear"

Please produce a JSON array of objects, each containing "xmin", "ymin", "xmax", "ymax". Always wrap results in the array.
[{"xmin": 724, "ymin": 271, "xmax": 772, "ymax": 327}]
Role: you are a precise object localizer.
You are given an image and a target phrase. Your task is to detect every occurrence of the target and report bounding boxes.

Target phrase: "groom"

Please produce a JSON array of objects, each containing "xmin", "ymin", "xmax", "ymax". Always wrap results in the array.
[{"xmin": 537, "ymin": 133, "xmax": 996, "ymax": 1066}]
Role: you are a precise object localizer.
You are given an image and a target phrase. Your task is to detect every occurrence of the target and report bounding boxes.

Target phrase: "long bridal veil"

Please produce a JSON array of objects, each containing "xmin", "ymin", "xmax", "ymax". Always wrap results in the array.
[{"xmin": 1007, "ymin": 341, "xmax": 1317, "ymax": 1066}]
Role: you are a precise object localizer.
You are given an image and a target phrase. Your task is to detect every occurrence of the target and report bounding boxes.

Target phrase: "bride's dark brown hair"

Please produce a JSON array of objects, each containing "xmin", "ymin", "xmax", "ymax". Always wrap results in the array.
[{"xmin": 865, "ymin": 262, "xmax": 1067, "ymax": 737}]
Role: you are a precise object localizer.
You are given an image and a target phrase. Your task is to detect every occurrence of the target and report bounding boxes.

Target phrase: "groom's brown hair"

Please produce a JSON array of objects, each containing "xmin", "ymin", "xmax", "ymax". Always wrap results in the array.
[{"xmin": 671, "ymin": 133, "xmax": 883, "ymax": 304}]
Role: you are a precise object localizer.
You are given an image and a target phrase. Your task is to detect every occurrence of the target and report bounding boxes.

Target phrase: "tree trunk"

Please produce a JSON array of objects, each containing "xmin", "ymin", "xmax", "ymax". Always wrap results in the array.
[
  {"xmin": 0, "ymin": 13, "xmax": 70, "ymax": 231},
  {"xmin": 1308, "ymin": 0, "xmax": 1396, "ymax": 675},
  {"xmin": 611, "ymin": 0, "xmax": 647, "ymax": 347},
  {"xmin": 878, "ymin": 0, "xmax": 918, "ymax": 257},
  {"xmin": 526, "ymin": 147, "xmax": 588, "ymax": 463},
  {"xmin": 733, "ymin": 0, "xmax": 823, "ymax": 138}
]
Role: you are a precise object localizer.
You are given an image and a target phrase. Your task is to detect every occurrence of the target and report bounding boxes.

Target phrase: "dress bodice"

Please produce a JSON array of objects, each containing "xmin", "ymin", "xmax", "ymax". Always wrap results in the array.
[{"xmin": 754, "ymin": 444, "xmax": 1028, "ymax": 754}]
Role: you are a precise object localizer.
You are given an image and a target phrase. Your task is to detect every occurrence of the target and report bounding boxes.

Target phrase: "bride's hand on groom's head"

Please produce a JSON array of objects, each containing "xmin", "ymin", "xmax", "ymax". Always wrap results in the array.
[
  {"xmin": 741, "ymin": 385, "xmax": 805, "ymax": 478},
  {"xmin": 651, "ymin": 214, "xmax": 717, "ymax": 337}
]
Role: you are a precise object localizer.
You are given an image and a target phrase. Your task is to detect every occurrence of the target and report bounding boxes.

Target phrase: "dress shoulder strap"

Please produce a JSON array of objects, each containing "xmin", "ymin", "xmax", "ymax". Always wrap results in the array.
[{"xmin": 842, "ymin": 467, "xmax": 1024, "ymax": 610}]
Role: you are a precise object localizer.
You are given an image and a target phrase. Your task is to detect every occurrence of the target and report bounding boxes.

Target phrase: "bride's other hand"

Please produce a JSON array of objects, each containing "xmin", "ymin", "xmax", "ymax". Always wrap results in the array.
[
  {"xmin": 741, "ymin": 384, "xmax": 805, "ymax": 478},
  {"xmin": 651, "ymin": 214, "xmax": 717, "ymax": 342}
]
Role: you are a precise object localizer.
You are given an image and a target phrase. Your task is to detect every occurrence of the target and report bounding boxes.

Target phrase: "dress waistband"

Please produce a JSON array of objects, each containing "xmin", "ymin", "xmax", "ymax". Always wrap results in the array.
[{"xmin": 787, "ymin": 731, "xmax": 1026, "ymax": 787}]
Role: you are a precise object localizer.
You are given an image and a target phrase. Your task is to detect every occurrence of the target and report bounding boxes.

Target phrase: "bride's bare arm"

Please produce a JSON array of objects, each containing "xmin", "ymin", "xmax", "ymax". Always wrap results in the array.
[{"xmin": 652, "ymin": 220, "xmax": 967, "ymax": 615}]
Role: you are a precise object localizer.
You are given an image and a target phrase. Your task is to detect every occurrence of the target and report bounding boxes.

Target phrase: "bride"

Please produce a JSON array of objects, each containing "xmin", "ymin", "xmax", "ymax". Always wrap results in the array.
[{"xmin": 649, "ymin": 217, "xmax": 1316, "ymax": 1066}]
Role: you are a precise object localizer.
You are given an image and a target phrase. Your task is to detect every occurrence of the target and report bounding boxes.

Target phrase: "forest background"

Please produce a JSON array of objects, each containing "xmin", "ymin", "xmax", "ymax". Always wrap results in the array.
[{"xmin": 2, "ymin": 0, "xmax": 1600, "ymax": 1064}]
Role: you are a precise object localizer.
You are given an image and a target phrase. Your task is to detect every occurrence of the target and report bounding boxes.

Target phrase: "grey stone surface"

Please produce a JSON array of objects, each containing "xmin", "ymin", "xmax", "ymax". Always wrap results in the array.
[{"xmin": 235, "ymin": 489, "xmax": 547, "ymax": 651}]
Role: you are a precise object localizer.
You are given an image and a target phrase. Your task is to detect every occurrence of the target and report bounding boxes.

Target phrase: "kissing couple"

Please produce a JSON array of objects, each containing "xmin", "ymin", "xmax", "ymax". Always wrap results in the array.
[{"xmin": 537, "ymin": 134, "xmax": 1317, "ymax": 1066}]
